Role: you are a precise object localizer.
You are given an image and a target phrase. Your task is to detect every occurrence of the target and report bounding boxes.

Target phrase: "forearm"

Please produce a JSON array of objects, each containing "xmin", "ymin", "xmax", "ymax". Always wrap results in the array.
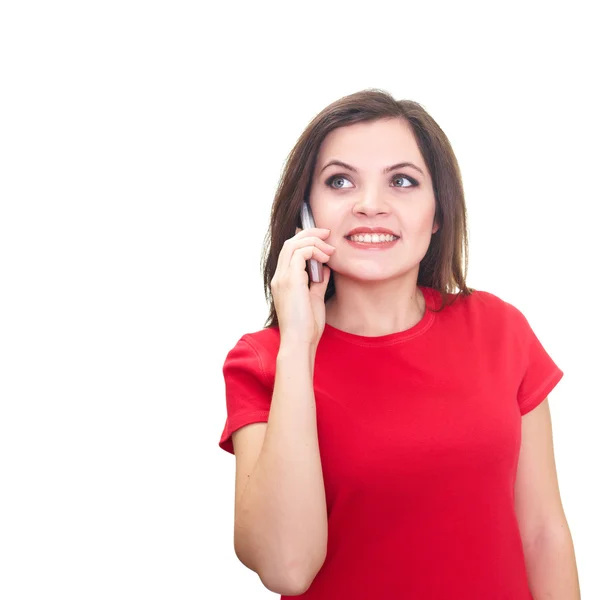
[
  {"xmin": 234, "ymin": 343, "xmax": 328, "ymax": 594},
  {"xmin": 522, "ymin": 524, "xmax": 581, "ymax": 600}
]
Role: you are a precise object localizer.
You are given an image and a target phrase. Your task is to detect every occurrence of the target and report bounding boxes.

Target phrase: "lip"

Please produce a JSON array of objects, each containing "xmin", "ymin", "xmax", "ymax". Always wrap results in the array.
[{"xmin": 345, "ymin": 227, "xmax": 400, "ymax": 237}]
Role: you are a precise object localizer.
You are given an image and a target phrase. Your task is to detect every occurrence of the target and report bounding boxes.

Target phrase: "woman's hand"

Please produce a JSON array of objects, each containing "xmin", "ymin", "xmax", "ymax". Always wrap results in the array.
[{"xmin": 270, "ymin": 227, "xmax": 335, "ymax": 349}]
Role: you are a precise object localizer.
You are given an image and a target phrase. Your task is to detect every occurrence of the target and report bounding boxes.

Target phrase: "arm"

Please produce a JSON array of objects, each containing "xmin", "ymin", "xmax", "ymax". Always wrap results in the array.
[
  {"xmin": 514, "ymin": 398, "xmax": 581, "ymax": 599},
  {"xmin": 234, "ymin": 343, "xmax": 328, "ymax": 596}
]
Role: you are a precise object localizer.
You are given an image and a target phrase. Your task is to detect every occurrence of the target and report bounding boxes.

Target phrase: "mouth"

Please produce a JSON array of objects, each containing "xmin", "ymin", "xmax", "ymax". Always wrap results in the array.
[
  {"xmin": 345, "ymin": 228, "xmax": 400, "ymax": 240},
  {"xmin": 344, "ymin": 232, "xmax": 401, "ymax": 242},
  {"xmin": 344, "ymin": 235, "xmax": 400, "ymax": 249}
]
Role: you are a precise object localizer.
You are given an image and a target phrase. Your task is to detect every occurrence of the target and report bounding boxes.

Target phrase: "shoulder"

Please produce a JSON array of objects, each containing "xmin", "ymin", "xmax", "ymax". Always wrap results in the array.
[
  {"xmin": 223, "ymin": 326, "xmax": 281, "ymax": 374},
  {"xmin": 471, "ymin": 288, "xmax": 528, "ymax": 321},
  {"xmin": 461, "ymin": 288, "xmax": 506, "ymax": 308},
  {"xmin": 454, "ymin": 287, "xmax": 531, "ymax": 339},
  {"xmin": 455, "ymin": 287, "xmax": 517, "ymax": 313},
  {"xmin": 439, "ymin": 287, "xmax": 509, "ymax": 316},
  {"xmin": 238, "ymin": 326, "xmax": 281, "ymax": 355}
]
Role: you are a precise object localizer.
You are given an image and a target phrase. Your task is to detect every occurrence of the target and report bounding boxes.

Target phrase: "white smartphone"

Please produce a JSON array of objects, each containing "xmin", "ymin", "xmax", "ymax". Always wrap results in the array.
[{"xmin": 300, "ymin": 201, "xmax": 324, "ymax": 283}]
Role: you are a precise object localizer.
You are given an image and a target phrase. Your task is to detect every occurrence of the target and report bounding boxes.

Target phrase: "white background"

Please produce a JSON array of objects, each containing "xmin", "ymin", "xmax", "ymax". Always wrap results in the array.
[{"xmin": 1, "ymin": 1, "xmax": 598, "ymax": 598}]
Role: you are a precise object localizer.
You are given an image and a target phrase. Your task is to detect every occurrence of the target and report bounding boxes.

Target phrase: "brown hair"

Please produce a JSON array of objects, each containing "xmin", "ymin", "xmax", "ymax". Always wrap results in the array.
[{"xmin": 260, "ymin": 88, "xmax": 474, "ymax": 329}]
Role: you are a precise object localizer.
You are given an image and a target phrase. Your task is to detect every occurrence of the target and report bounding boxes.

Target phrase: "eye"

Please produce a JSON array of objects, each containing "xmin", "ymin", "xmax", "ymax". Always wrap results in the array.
[
  {"xmin": 391, "ymin": 174, "xmax": 418, "ymax": 188},
  {"xmin": 325, "ymin": 175, "xmax": 352, "ymax": 189}
]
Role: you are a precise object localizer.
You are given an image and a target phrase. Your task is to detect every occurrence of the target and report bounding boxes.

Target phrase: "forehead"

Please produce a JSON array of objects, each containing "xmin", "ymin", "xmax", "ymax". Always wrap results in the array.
[{"xmin": 316, "ymin": 118, "xmax": 422, "ymax": 167}]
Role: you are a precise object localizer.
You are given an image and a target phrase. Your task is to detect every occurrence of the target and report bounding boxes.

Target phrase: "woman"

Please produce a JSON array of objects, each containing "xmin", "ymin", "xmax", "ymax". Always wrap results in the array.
[{"xmin": 218, "ymin": 89, "xmax": 580, "ymax": 598}]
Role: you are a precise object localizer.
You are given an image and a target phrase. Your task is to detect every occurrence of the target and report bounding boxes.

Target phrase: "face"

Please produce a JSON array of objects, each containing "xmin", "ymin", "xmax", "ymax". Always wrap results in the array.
[{"xmin": 308, "ymin": 118, "xmax": 440, "ymax": 282}]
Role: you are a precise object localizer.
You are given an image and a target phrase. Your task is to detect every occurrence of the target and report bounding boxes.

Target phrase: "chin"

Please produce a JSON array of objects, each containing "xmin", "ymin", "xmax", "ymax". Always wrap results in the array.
[{"xmin": 336, "ymin": 265, "xmax": 415, "ymax": 282}]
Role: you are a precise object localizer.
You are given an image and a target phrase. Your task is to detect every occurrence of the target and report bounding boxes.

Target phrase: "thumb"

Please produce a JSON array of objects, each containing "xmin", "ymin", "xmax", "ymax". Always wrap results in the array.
[{"xmin": 309, "ymin": 264, "xmax": 331, "ymax": 298}]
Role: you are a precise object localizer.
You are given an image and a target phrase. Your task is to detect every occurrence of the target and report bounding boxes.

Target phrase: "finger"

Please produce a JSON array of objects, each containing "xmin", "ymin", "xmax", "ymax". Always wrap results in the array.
[
  {"xmin": 309, "ymin": 264, "xmax": 331, "ymax": 296},
  {"xmin": 295, "ymin": 226, "xmax": 330, "ymax": 239},
  {"xmin": 290, "ymin": 245, "xmax": 331, "ymax": 275},
  {"xmin": 277, "ymin": 234, "xmax": 334, "ymax": 274}
]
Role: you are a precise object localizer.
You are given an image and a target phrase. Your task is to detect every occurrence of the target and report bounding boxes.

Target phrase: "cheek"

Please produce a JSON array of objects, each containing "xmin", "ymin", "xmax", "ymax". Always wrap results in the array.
[
  {"xmin": 310, "ymin": 202, "xmax": 340, "ymax": 228},
  {"xmin": 406, "ymin": 207, "xmax": 436, "ymax": 234},
  {"xmin": 412, "ymin": 197, "xmax": 437, "ymax": 229}
]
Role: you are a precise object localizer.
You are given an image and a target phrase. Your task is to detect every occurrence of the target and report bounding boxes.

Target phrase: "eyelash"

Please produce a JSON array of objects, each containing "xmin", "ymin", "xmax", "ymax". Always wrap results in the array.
[{"xmin": 324, "ymin": 173, "xmax": 419, "ymax": 190}]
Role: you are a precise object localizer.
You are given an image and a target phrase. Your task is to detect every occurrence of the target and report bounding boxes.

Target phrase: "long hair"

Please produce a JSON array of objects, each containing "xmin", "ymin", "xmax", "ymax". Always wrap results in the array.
[{"xmin": 261, "ymin": 88, "xmax": 474, "ymax": 329}]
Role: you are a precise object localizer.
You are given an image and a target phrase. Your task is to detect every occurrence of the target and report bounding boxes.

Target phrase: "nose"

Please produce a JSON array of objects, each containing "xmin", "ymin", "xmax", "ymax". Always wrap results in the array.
[{"xmin": 351, "ymin": 188, "xmax": 390, "ymax": 217}]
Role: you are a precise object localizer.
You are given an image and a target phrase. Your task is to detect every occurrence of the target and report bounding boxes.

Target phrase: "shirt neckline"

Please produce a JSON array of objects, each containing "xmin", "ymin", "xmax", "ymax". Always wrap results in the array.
[{"xmin": 322, "ymin": 285, "xmax": 438, "ymax": 346}]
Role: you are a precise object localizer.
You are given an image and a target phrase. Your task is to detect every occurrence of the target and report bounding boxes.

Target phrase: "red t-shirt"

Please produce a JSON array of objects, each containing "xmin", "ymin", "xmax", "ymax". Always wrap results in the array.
[{"xmin": 218, "ymin": 286, "xmax": 564, "ymax": 599}]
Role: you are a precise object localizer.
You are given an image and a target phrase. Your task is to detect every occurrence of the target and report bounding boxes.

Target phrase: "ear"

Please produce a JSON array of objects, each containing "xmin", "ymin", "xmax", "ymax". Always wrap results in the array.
[{"xmin": 432, "ymin": 220, "xmax": 440, "ymax": 234}]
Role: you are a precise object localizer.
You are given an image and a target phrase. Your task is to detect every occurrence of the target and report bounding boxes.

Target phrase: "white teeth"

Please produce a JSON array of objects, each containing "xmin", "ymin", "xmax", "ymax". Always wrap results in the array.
[{"xmin": 349, "ymin": 233, "xmax": 398, "ymax": 243}]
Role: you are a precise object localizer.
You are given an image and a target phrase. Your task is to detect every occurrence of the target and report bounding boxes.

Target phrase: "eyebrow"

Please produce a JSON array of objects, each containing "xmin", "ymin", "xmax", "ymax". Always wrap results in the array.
[{"xmin": 320, "ymin": 159, "xmax": 425, "ymax": 176}]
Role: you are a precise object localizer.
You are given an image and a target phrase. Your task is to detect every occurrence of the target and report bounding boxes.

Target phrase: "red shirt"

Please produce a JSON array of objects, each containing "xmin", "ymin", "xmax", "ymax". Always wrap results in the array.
[{"xmin": 219, "ymin": 286, "xmax": 564, "ymax": 599}]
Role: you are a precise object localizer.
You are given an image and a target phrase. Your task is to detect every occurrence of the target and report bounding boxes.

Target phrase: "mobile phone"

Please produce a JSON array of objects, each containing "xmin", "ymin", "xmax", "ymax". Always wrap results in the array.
[{"xmin": 300, "ymin": 201, "xmax": 324, "ymax": 283}]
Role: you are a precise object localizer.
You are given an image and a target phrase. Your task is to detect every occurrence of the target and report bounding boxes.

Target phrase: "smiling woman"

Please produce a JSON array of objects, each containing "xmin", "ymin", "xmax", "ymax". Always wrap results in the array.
[
  {"xmin": 260, "ymin": 93, "xmax": 471, "ymax": 332},
  {"xmin": 218, "ymin": 88, "xmax": 580, "ymax": 599},
  {"xmin": 305, "ymin": 116, "xmax": 444, "ymax": 325}
]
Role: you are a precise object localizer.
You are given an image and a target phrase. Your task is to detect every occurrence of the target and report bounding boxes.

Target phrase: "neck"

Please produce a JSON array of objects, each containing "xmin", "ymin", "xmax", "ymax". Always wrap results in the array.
[{"xmin": 325, "ymin": 273, "xmax": 425, "ymax": 337}]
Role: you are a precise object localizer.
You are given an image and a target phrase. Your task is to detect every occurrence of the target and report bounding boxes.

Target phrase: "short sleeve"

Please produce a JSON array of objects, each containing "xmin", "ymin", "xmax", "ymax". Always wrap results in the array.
[
  {"xmin": 510, "ymin": 305, "xmax": 564, "ymax": 415},
  {"xmin": 218, "ymin": 337, "xmax": 272, "ymax": 455}
]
